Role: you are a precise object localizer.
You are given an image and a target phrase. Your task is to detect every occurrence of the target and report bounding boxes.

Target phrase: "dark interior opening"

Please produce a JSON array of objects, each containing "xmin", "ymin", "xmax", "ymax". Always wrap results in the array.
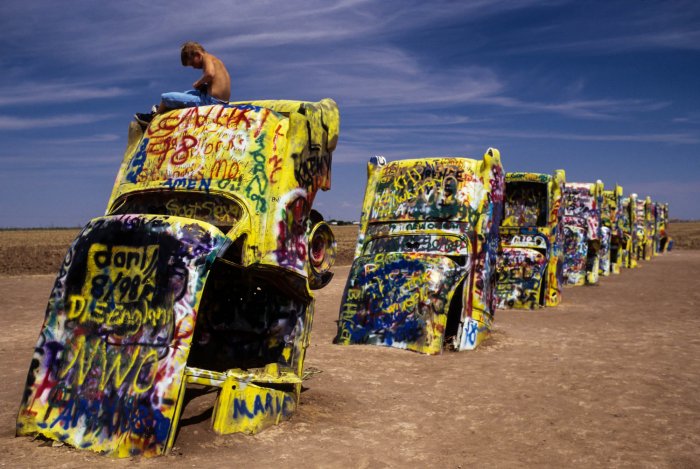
[
  {"xmin": 444, "ymin": 279, "xmax": 466, "ymax": 349},
  {"xmin": 187, "ymin": 259, "xmax": 310, "ymax": 372},
  {"xmin": 586, "ymin": 242, "xmax": 600, "ymax": 273},
  {"xmin": 110, "ymin": 191, "xmax": 242, "ymax": 232},
  {"xmin": 610, "ymin": 240, "xmax": 620, "ymax": 264},
  {"xmin": 504, "ymin": 181, "xmax": 548, "ymax": 227}
]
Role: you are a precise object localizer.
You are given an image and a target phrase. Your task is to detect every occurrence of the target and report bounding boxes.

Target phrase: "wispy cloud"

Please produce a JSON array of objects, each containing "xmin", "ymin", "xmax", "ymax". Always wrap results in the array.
[
  {"xmin": 0, "ymin": 113, "xmax": 117, "ymax": 130},
  {"xmin": 507, "ymin": 31, "xmax": 700, "ymax": 55},
  {"xmin": 0, "ymin": 83, "xmax": 131, "ymax": 107},
  {"xmin": 43, "ymin": 133, "xmax": 121, "ymax": 144},
  {"xmin": 476, "ymin": 96, "xmax": 671, "ymax": 120},
  {"xmin": 472, "ymin": 128, "xmax": 700, "ymax": 144}
]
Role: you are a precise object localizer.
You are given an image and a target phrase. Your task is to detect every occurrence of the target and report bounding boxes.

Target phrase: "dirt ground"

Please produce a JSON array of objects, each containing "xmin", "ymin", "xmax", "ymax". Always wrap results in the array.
[{"xmin": 1, "ymin": 250, "xmax": 699, "ymax": 468}]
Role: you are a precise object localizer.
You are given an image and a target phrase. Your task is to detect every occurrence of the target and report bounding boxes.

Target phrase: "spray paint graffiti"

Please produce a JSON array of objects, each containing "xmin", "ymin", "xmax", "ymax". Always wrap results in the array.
[
  {"xmin": 632, "ymin": 196, "xmax": 650, "ymax": 262},
  {"xmin": 497, "ymin": 170, "xmax": 565, "ymax": 308},
  {"xmin": 16, "ymin": 216, "xmax": 226, "ymax": 457},
  {"xmin": 655, "ymin": 202, "xmax": 672, "ymax": 253},
  {"xmin": 643, "ymin": 196, "xmax": 657, "ymax": 261},
  {"xmin": 601, "ymin": 185, "xmax": 625, "ymax": 274},
  {"xmin": 562, "ymin": 181, "xmax": 604, "ymax": 286},
  {"xmin": 335, "ymin": 148, "xmax": 504, "ymax": 354},
  {"xmin": 17, "ymin": 99, "xmax": 340, "ymax": 457}
]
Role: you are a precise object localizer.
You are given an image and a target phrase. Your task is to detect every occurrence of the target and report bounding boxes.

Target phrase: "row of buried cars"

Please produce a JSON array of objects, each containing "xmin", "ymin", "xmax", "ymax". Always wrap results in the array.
[
  {"xmin": 335, "ymin": 151, "xmax": 672, "ymax": 354},
  {"xmin": 15, "ymin": 99, "xmax": 671, "ymax": 457}
]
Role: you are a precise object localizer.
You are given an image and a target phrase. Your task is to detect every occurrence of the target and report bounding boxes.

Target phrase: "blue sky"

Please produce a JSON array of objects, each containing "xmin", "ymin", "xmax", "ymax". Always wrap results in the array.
[{"xmin": 1, "ymin": 0, "xmax": 698, "ymax": 227}]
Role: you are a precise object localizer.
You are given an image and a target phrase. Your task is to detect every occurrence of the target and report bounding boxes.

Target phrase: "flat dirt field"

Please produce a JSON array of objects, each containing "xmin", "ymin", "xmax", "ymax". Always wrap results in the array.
[{"xmin": 0, "ymin": 226, "xmax": 699, "ymax": 467}]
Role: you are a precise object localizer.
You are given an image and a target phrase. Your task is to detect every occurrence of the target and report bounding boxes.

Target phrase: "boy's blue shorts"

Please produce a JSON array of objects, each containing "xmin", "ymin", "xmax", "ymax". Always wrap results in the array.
[{"xmin": 161, "ymin": 89, "xmax": 227, "ymax": 108}]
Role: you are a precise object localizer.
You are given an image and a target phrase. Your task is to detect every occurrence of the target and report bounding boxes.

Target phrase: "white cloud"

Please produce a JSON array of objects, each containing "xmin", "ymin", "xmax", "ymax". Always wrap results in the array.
[
  {"xmin": 44, "ymin": 133, "xmax": 121, "ymax": 144},
  {"xmin": 0, "ymin": 113, "xmax": 117, "ymax": 130},
  {"xmin": 0, "ymin": 84, "xmax": 131, "ymax": 107}
]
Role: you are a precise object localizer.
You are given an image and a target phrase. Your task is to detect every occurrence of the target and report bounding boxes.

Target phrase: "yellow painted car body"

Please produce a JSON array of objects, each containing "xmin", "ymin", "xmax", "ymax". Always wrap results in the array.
[
  {"xmin": 601, "ymin": 184, "xmax": 624, "ymax": 274},
  {"xmin": 335, "ymin": 149, "xmax": 505, "ymax": 354},
  {"xmin": 17, "ymin": 99, "xmax": 339, "ymax": 457},
  {"xmin": 562, "ymin": 181, "xmax": 604, "ymax": 286},
  {"xmin": 497, "ymin": 170, "xmax": 566, "ymax": 308}
]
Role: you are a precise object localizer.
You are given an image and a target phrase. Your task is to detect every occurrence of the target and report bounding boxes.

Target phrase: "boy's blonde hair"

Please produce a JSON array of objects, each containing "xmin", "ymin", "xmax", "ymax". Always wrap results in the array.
[{"xmin": 181, "ymin": 41, "xmax": 206, "ymax": 66}]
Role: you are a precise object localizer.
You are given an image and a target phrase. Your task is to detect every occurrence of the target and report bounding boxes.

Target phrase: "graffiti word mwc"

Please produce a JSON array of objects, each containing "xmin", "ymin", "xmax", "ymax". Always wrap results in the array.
[
  {"xmin": 84, "ymin": 244, "xmax": 159, "ymax": 303},
  {"xmin": 57, "ymin": 335, "xmax": 159, "ymax": 394}
]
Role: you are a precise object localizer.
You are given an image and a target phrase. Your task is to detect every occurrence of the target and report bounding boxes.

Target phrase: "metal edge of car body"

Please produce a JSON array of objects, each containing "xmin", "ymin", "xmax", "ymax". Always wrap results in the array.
[
  {"xmin": 16, "ymin": 99, "xmax": 340, "ymax": 457},
  {"xmin": 497, "ymin": 169, "xmax": 566, "ymax": 309},
  {"xmin": 335, "ymin": 148, "xmax": 504, "ymax": 354}
]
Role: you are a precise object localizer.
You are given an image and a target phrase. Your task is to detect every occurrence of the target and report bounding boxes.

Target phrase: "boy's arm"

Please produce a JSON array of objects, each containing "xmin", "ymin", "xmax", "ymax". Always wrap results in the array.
[{"xmin": 193, "ymin": 55, "xmax": 216, "ymax": 89}]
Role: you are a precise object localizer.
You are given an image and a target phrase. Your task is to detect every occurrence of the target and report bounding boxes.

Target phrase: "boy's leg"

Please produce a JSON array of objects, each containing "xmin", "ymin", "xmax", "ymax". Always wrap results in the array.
[
  {"xmin": 160, "ymin": 90, "xmax": 205, "ymax": 110},
  {"xmin": 135, "ymin": 90, "xmax": 210, "ymax": 127}
]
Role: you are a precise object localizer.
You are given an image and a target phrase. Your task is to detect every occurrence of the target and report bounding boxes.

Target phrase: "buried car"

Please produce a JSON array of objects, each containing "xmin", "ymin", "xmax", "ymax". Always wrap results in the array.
[
  {"xmin": 600, "ymin": 184, "xmax": 624, "ymax": 275},
  {"xmin": 16, "ymin": 99, "xmax": 339, "ymax": 457},
  {"xmin": 598, "ymin": 184, "xmax": 623, "ymax": 276},
  {"xmin": 655, "ymin": 202, "xmax": 672, "ymax": 253},
  {"xmin": 497, "ymin": 170, "xmax": 566, "ymax": 309},
  {"xmin": 643, "ymin": 196, "xmax": 656, "ymax": 261},
  {"xmin": 335, "ymin": 149, "xmax": 504, "ymax": 354},
  {"xmin": 562, "ymin": 181, "xmax": 604, "ymax": 286},
  {"xmin": 633, "ymin": 195, "xmax": 651, "ymax": 261}
]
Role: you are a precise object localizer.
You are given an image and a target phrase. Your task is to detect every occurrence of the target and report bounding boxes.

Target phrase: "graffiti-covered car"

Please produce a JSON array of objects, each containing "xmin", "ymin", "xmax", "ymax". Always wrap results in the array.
[
  {"xmin": 633, "ymin": 195, "xmax": 650, "ymax": 261},
  {"xmin": 643, "ymin": 196, "xmax": 657, "ymax": 261},
  {"xmin": 562, "ymin": 181, "xmax": 604, "ymax": 286},
  {"xmin": 600, "ymin": 184, "xmax": 624, "ymax": 275},
  {"xmin": 334, "ymin": 149, "xmax": 504, "ymax": 354},
  {"xmin": 655, "ymin": 202, "xmax": 672, "ymax": 253},
  {"xmin": 497, "ymin": 170, "xmax": 565, "ymax": 309},
  {"xmin": 16, "ymin": 99, "xmax": 340, "ymax": 457}
]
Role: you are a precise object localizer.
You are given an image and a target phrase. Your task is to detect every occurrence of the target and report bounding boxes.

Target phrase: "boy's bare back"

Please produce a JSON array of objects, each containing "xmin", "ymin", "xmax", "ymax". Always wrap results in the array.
[{"xmin": 193, "ymin": 52, "xmax": 231, "ymax": 102}]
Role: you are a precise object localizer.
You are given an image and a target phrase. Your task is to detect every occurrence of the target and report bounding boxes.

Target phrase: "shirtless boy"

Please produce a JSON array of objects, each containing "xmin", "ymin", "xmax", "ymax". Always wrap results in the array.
[{"xmin": 135, "ymin": 41, "xmax": 231, "ymax": 125}]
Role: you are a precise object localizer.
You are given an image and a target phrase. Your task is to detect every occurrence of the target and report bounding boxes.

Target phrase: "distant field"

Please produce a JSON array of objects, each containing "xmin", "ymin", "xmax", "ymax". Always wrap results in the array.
[
  {"xmin": 667, "ymin": 221, "xmax": 700, "ymax": 250},
  {"xmin": 0, "ymin": 226, "xmax": 360, "ymax": 276},
  {"xmin": 1, "ymin": 222, "xmax": 696, "ymax": 276},
  {"xmin": 0, "ymin": 229, "xmax": 80, "ymax": 276}
]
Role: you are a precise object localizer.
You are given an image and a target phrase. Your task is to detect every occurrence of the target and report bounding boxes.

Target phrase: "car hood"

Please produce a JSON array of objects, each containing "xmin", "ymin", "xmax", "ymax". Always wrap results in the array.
[
  {"xmin": 17, "ymin": 214, "xmax": 228, "ymax": 457},
  {"xmin": 336, "ymin": 252, "xmax": 467, "ymax": 355},
  {"xmin": 496, "ymin": 247, "xmax": 547, "ymax": 309}
]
